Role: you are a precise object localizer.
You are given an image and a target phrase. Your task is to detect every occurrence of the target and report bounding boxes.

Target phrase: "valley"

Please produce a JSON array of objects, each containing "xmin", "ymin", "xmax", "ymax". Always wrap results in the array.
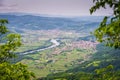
[
  {"xmin": 15, "ymin": 28, "xmax": 98, "ymax": 77},
  {"xmin": 1, "ymin": 14, "xmax": 120, "ymax": 79}
]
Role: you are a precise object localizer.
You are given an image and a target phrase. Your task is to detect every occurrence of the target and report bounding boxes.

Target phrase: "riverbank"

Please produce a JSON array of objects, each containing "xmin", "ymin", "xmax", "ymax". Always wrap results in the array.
[{"xmin": 20, "ymin": 39, "xmax": 60, "ymax": 55}]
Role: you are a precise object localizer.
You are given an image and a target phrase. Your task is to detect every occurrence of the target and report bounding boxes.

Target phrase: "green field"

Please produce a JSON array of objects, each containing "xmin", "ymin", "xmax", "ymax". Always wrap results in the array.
[
  {"xmin": 14, "ymin": 29, "xmax": 97, "ymax": 78},
  {"xmin": 20, "ymin": 48, "xmax": 95, "ymax": 78}
]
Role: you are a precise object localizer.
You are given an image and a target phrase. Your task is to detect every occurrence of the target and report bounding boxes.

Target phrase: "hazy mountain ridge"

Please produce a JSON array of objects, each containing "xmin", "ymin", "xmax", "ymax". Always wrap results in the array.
[{"xmin": 0, "ymin": 14, "xmax": 103, "ymax": 33}]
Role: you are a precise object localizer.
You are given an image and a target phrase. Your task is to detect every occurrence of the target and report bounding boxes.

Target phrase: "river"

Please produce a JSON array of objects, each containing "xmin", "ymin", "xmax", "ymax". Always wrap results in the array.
[{"xmin": 20, "ymin": 39, "xmax": 60, "ymax": 55}]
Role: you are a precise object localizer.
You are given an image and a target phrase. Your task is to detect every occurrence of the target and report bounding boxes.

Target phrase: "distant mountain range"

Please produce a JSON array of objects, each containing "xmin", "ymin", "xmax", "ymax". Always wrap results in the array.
[{"xmin": 0, "ymin": 13, "xmax": 104, "ymax": 33}]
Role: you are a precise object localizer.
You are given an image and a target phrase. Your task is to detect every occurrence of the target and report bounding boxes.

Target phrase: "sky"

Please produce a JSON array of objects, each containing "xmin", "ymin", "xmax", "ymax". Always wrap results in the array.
[{"xmin": 0, "ymin": 0, "xmax": 113, "ymax": 16}]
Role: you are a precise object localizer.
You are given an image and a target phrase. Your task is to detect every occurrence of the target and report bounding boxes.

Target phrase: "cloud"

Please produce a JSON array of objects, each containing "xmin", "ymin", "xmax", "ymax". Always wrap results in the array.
[
  {"xmin": 0, "ymin": 6, "xmax": 18, "ymax": 12},
  {"xmin": 0, "ymin": 0, "xmax": 18, "ymax": 12},
  {"xmin": 0, "ymin": 0, "xmax": 4, "ymax": 6},
  {"xmin": 0, "ymin": 0, "xmax": 112, "ymax": 16}
]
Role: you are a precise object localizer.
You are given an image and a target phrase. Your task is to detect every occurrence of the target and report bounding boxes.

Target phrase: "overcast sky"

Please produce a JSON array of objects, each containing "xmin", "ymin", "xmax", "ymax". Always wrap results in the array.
[{"xmin": 0, "ymin": 0, "xmax": 112, "ymax": 16}]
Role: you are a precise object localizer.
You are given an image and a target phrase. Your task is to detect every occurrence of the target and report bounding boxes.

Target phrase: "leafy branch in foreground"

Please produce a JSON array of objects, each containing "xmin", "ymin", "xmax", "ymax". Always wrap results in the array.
[
  {"xmin": 0, "ymin": 19, "xmax": 35, "ymax": 80},
  {"xmin": 90, "ymin": 0, "xmax": 120, "ymax": 48}
]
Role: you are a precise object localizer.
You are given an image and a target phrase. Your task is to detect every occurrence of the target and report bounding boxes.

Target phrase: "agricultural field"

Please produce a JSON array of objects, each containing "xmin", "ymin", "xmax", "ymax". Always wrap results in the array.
[
  {"xmin": 16, "ymin": 29, "xmax": 98, "ymax": 78},
  {"xmin": 1, "ymin": 14, "xmax": 107, "ymax": 78}
]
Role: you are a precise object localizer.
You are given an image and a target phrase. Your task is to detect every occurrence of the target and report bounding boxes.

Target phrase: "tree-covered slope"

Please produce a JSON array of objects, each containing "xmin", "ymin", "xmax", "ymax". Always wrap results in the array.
[
  {"xmin": 41, "ymin": 44, "xmax": 120, "ymax": 80},
  {"xmin": 0, "ymin": 14, "xmax": 103, "ymax": 33}
]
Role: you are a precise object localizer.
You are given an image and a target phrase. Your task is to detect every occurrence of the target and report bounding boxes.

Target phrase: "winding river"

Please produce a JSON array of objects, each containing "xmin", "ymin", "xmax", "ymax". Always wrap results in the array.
[{"xmin": 20, "ymin": 39, "xmax": 60, "ymax": 55}]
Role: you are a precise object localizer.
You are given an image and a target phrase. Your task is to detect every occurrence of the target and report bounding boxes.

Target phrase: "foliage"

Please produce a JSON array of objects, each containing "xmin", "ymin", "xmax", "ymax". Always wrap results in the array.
[
  {"xmin": 90, "ymin": 0, "xmax": 120, "ymax": 48},
  {"xmin": 0, "ymin": 62, "xmax": 35, "ymax": 80},
  {"xmin": 42, "ymin": 65, "xmax": 120, "ymax": 80},
  {"xmin": 0, "ymin": 19, "xmax": 35, "ymax": 80},
  {"xmin": 93, "ymin": 65, "xmax": 120, "ymax": 80}
]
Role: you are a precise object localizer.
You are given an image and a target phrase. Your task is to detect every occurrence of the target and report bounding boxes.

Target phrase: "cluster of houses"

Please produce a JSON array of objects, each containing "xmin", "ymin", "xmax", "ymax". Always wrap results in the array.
[{"xmin": 52, "ymin": 40, "xmax": 99, "ymax": 55}]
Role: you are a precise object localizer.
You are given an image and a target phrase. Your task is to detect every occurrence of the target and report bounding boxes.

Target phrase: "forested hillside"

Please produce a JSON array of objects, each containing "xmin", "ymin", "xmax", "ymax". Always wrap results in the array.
[{"xmin": 0, "ymin": 14, "xmax": 103, "ymax": 33}]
